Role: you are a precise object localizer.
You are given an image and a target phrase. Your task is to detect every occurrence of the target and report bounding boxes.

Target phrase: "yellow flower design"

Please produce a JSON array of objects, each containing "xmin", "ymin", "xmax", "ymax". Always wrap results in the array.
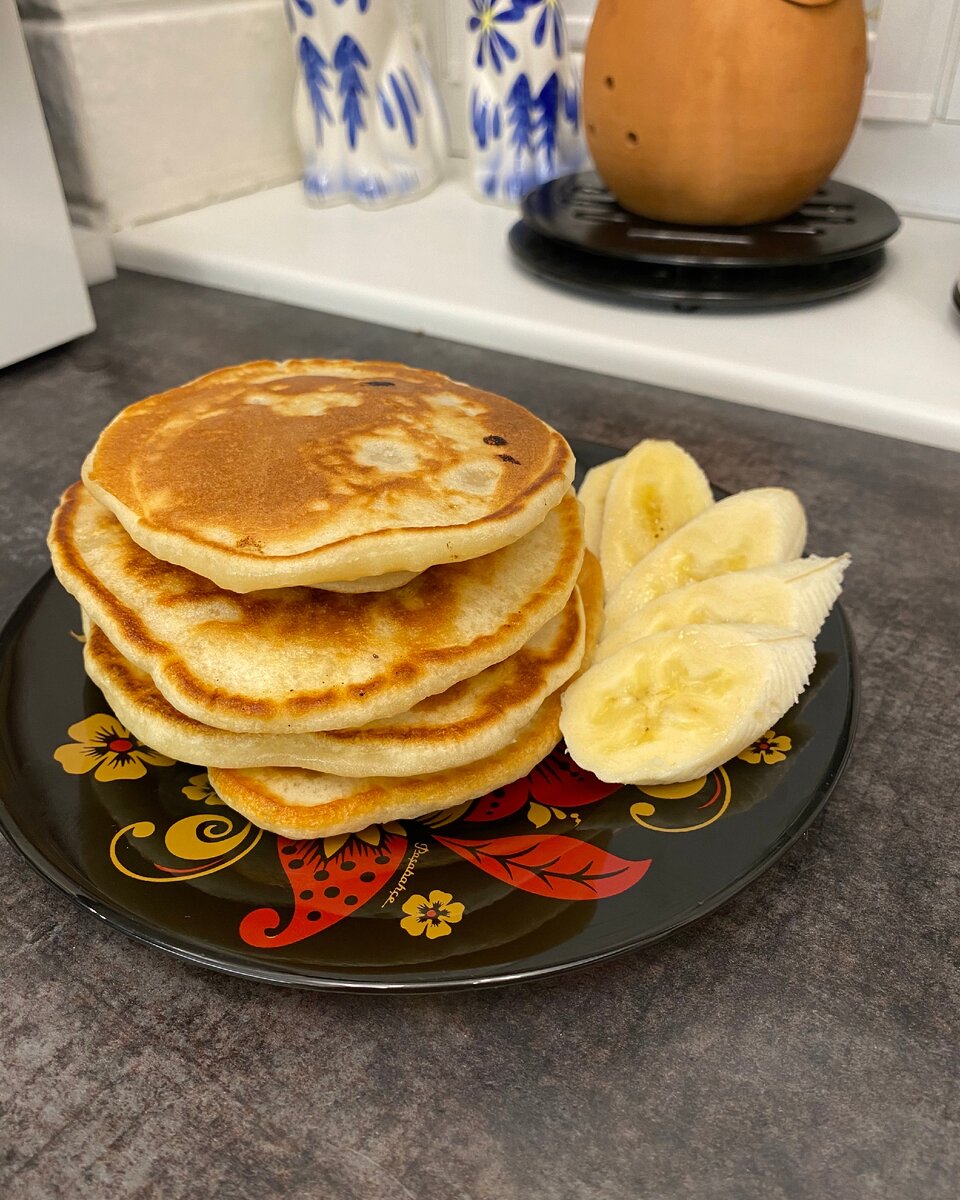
[
  {"xmin": 738, "ymin": 730, "xmax": 792, "ymax": 766},
  {"xmin": 181, "ymin": 772, "xmax": 223, "ymax": 805},
  {"xmin": 54, "ymin": 714, "xmax": 175, "ymax": 782},
  {"xmin": 322, "ymin": 821, "xmax": 403, "ymax": 860},
  {"xmin": 400, "ymin": 890, "xmax": 465, "ymax": 939}
]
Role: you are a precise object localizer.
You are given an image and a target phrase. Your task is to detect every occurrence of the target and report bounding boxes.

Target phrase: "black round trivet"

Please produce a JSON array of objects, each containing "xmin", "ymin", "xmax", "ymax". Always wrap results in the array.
[
  {"xmin": 509, "ymin": 222, "xmax": 888, "ymax": 313},
  {"xmin": 510, "ymin": 172, "xmax": 900, "ymax": 312}
]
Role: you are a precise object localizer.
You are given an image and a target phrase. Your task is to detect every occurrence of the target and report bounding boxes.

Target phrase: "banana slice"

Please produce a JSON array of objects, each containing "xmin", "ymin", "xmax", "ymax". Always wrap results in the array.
[
  {"xmin": 560, "ymin": 624, "xmax": 816, "ymax": 785},
  {"xmin": 579, "ymin": 458, "xmax": 622, "ymax": 557},
  {"xmin": 599, "ymin": 440, "xmax": 713, "ymax": 591},
  {"xmin": 604, "ymin": 487, "xmax": 807, "ymax": 630},
  {"xmin": 596, "ymin": 555, "xmax": 848, "ymax": 661}
]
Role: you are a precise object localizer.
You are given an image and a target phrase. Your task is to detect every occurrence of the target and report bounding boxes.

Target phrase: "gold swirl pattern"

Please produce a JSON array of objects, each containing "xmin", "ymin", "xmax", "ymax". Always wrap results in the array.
[
  {"xmin": 110, "ymin": 814, "xmax": 262, "ymax": 883},
  {"xmin": 164, "ymin": 813, "xmax": 252, "ymax": 860},
  {"xmin": 630, "ymin": 767, "xmax": 732, "ymax": 833}
]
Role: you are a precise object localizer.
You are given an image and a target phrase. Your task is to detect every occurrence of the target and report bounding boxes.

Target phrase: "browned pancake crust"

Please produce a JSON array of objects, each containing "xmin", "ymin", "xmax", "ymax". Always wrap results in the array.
[
  {"xmin": 83, "ymin": 591, "xmax": 578, "ymax": 744},
  {"xmin": 207, "ymin": 694, "xmax": 563, "ymax": 839},
  {"xmin": 82, "ymin": 574, "xmax": 588, "ymax": 774},
  {"xmin": 82, "ymin": 360, "xmax": 574, "ymax": 580},
  {"xmin": 50, "ymin": 484, "xmax": 584, "ymax": 732}
]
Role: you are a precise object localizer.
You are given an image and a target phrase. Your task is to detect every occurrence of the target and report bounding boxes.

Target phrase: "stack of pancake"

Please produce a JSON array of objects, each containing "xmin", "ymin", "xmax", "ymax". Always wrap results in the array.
[{"xmin": 48, "ymin": 360, "xmax": 597, "ymax": 839}]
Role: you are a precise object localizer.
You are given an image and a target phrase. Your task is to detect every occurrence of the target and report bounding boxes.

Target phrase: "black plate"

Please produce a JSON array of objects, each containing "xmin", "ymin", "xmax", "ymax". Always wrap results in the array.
[{"xmin": 0, "ymin": 440, "xmax": 858, "ymax": 991}]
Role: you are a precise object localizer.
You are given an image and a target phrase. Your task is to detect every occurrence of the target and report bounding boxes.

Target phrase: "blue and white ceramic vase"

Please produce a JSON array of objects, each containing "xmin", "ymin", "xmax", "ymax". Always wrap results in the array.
[
  {"xmin": 286, "ymin": 0, "xmax": 448, "ymax": 209},
  {"xmin": 465, "ymin": 0, "xmax": 587, "ymax": 204}
]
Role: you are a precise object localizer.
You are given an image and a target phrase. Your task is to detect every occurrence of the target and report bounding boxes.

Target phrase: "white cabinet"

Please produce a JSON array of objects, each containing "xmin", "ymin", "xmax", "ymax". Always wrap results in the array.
[{"xmin": 0, "ymin": 0, "xmax": 93, "ymax": 367}]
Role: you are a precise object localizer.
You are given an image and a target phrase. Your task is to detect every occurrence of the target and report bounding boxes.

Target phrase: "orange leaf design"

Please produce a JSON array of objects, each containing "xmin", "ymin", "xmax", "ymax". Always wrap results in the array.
[{"xmin": 434, "ymin": 833, "xmax": 651, "ymax": 901}]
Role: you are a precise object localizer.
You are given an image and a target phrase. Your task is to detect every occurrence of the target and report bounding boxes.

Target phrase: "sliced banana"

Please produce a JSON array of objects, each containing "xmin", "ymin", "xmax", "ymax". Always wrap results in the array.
[
  {"xmin": 596, "ymin": 555, "xmax": 848, "ymax": 661},
  {"xmin": 560, "ymin": 624, "xmax": 816, "ymax": 785},
  {"xmin": 599, "ymin": 440, "xmax": 713, "ymax": 592},
  {"xmin": 578, "ymin": 458, "xmax": 622, "ymax": 557},
  {"xmin": 604, "ymin": 487, "xmax": 807, "ymax": 630}
]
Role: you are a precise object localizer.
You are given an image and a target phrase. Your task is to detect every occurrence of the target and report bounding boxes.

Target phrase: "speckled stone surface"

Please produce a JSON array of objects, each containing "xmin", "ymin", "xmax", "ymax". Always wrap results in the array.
[{"xmin": 0, "ymin": 273, "xmax": 957, "ymax": 1200}]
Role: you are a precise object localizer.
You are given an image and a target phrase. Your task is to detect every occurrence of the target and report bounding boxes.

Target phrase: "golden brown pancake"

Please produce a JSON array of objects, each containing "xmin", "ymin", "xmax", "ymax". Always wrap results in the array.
[
  {"xmin": 50, "ymin": 483, "xmax": 585, "ymax": 734},
  {"xmin": 207, "ymin": 693, "xmax": 564, "ymax": 839},
  {"xmin": 81, "ymin": 571, "xmax": 595, "ymax": 775},
  {"xmin": 81, "ymin": 360, "xmax": 575, "ymax": 591}
]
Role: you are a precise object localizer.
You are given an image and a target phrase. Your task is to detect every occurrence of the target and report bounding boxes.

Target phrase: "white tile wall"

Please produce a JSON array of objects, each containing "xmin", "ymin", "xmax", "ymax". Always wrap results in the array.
[{"xmin": 20, "ymin": 0, "xmax": 301, "ymax": 229}]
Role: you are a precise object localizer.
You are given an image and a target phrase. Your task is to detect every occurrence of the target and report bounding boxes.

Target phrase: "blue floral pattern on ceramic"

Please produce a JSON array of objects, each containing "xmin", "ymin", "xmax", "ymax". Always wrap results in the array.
[
  {"xmin": 466, "ymin": 0, "xmax": 586, "ymax": 205},
  {"xmin": 288, "ymin": 0, "xmax": 447, "ymax": 209},
  {"xmin": 535, "ymin": 0, "xmax": 566, "ymax": 54},
  {"xmin": 284, "ymin": 0, "xmax": 316, "ymax": 28},
  {"xmin": 468, "ymin": 0, "xmax": 525, "ymax": 72}
]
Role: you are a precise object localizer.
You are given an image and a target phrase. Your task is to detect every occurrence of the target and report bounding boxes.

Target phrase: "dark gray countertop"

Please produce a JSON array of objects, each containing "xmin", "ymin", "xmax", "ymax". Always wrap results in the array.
[{"xmin": 1, "ymin": 272, "xmax": 957, "ymax": 1200}]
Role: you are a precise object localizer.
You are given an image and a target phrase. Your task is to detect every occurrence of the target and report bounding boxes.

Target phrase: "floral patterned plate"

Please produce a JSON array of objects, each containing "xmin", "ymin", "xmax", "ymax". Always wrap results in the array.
[{"xmin": 0, "ymin": 441, "xmax": 858, "ymax": 992}]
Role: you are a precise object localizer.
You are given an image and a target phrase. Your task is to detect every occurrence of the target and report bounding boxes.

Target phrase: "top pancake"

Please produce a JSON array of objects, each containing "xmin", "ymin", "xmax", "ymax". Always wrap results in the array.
[{"xmin": 81, "ymin": 359, "xmax": 575, "ymax": 591}]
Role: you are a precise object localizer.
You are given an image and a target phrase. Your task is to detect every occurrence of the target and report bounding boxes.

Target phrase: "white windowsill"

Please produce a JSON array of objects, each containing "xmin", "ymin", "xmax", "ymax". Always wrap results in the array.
[{"xmin": 112, "ymin": 170, "xmax": 960, "ymax": 453}]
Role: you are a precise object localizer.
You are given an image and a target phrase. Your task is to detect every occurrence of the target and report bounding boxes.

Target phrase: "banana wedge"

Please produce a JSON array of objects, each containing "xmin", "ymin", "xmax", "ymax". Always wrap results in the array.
[
  {"xmin": 560, "ymin": 624, "xmax": 816, "ymax": 785},
  {"xmin": 579, "ymin": 458, "xmax": 622, "ymax": 557},
  {"xmin": 604, "ymin": 488, "xmax": 807, "ymax": 630},
  {"xmin": 596, "ymin": 555, "xmax": 848, "ymax": 661},
  {"xmin": 599, "ymin": 440, "xmax": 713, "ymax": 591}
]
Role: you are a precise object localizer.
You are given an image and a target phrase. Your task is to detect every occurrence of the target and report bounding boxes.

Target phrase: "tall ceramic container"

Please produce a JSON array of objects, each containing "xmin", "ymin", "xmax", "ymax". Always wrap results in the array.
[
  {"xmin": 583, "ymin": 0, "xmax": 868, "ymax": 225},
  {"xmin": 286, "ymin": 0, "xmax": 448, "ymax": 208},
  {"xmin": 466, "ymin": 1, "xmax": 587, "ymax": 204}
]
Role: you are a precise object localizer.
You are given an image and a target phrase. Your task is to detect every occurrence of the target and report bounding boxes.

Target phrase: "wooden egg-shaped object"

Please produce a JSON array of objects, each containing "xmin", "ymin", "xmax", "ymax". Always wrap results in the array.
[{"xmin": 583, "ymin": 0, "xmax": 868, "ymax": 226}]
